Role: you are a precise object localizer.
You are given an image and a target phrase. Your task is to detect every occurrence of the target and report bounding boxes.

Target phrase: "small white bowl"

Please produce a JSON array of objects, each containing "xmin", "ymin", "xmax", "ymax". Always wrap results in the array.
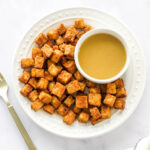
[{"xmin": 75, "ymin": 28, "xmax": 130, "ymax": 84}]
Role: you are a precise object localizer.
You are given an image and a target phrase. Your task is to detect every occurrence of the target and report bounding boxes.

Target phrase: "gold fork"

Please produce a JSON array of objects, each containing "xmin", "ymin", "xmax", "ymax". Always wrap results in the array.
[{"xmin": 0, "ymin": 73, "xmax": 36, "ymax": 150}]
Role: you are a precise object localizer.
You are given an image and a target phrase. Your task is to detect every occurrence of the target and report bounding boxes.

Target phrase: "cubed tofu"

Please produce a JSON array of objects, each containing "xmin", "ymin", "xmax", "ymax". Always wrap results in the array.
[
  {"xmin": 101, "ymin": 105, "xmax": 111, "ymax": 119},
  {"xmin": 28, "ymin": 90, "xmax": 39, "ymax": 101},
  {"xmin": 57, "ymin": 24, "xmax": 67, "ymax": 35},
  {"xmin": 115, "ymin": 78, "xmax": 124, "ymax": 88},
  {"xmin": 64, "ymin": 44, "xmax": 75, "ymax": 58},
  {"xmin": 21, "ymin": 58, "xmax": 34, "ymax": 68},
  {"xmin": 100, "ymin": 84, "xmax": 107, "ymax": 93},
  {"xmin": 43, "ymin": 104, "xmax": 55, "ymax": 114},
  {"xmin": 59, "ymin": 43, "xmax": 66, "ymax": 52},
  {"xmin": 77, "ymin": 31, "xmax": 85, "ymax": 39},
  {"xmin": 37, "ymin": 78, "xmax": 49, "ymax": 90},
  {"xmin": 90, "ymin": 107, "xmax": 101, "ymax": 120},
  {"xmin": 59, "ymin": 94, "xmax": 66, "ymax": 101},
  {"xmin": 28, "ymin": 78, "xmax": 37, "ymax": 89},
  {"xmin": 31, "ymin": 68, "xmax": 44, "ymax": 78},
  {"xmin": 63, "ymin": 110, "xmax": 76, "ymax": 125},
  {"xmin": 45, "ymin": 40, "xmax": 54, "ymax": 47},
  {"xmin": 66, "ymin": 80, "xmax": 80, "ymax": 94},
  {"xmin": 103, "ymin": 94, "xmax": 116, "ymax": 107},
  {"xmin": 107, "ymin": 83, "xmax": 116, "ymax": 94},
  {"xmin": 56, "ymin": 36, "xmax": 64, "ymax": 45},
  {"xmin": 51, "ymin": 50, "xmax": 63, "ymax": 63},
  {"xmin": 32, "ymin": 48, "xmax": 43, "ymax": 59},
  {"xmin": 62, "ymin": 60, "xmax": 76, "ymax": 74},
  {"xmin": 64, "ymin": 26, "xmax": 78, "ymax": 42},
  {"xmin": 53, "ymin": 45, "xmax": 59, "ymax": 50},
  {"xmin": 73, "ymin": 105, "xmax": 81, "ymax": 114},
  {"xmin": 78, "ymin": 112, "xmax": 89, "ymax": 123},
  {"xmin": 86, "ymin": 80, "xmax": 96, "ymax": 88},
  {"xmin": 74, "ymin": 19, "xmax": 85, "ymax": 29},
  {"xmin": 20, "ymin": 84, "xmax": 33, "ymax": 97},
  {"xmin": 34, "ymin": 56, "xmax": 45, "ymax": 69},
  {"xmin": 35, "ymin": 33, "xmax": 47, "ymax": 47},
  {"xmin": 74, "ymin": 70, "xmax": 84, "ymax": 81},
  {"xmin": 51, "ymin": 96, "xmax": 61, "ymax": 109},
  {"xmin": 47, "ymin": 59, "xmax": 54, "ymax": 68},
  {"xmin": 57, "ymin": 104, "xmax": 69, "ymax": 116},
  {"xmin": 114, "ymin": 98, "xmax": 126, "ymax": 109},
  {"xmin": 84, "ymin": 25, "xmax": 92, "ymax": 33},
  {"xmin": 39, "ymin": 91, "xmax": 52, "ymax": 104},
  {"xmin": 91, "ymin": 118, "xmax": 102, "ymax": 125},
  {"xmin": 88, "ymin": 93, "xmax": 101, "ymax": 107},
  {"xmin": 51, "ymin": 82, "xmax": 66, "ymax": 98},
  {"xmin": 31, "ymin": 99, "xmax": 44, "ymax": 111},
  {"xmin": 44, "ymin": 71, "xmax": 53, "ymax": 81},
  {"xmin": 79, "ymin": 82, "xmax": 86, "ymax": 92},
  {"xmin": 19, "ymin": 71, "xmax": 30, "ymax": 84},
  {"xmin": 48, "ymin": 81, "xmax": 55, "ymax": 93},
  {"xmin": 116, "ymin": 88, "xmax": 127, "ymax": 98},
  {"xmin": 57, "ymin": 70, "xmax": 72, "ymax": 84},
  {"xmin": 64, "ymin": 95, "xmax": 74, "ymax": 107},
  {"xmin": 41, "ymin": 44, "xmax": 53, "ymax": 58},
  {"xmin": 76, "ymin": 95, "xmax": 88, "ymax": 108},
  {"xmin": 48, "ymin": 64, "xmax": 62, "ymax": 77},
  {"xmin": 89, "ymin": 87, "xmax": 100, "ymax": 94},
  {"xmin": 47, "ymin": 29, "xmax": 58, "ymax": 40},
  {"xmin": 71, "ymin": 38, "xmax": 78, "ymax": 46}
]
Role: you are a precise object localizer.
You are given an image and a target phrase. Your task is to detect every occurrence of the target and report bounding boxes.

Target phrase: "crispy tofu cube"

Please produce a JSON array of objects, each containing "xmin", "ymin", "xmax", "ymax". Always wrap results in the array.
[
  {"xmin": 44, "ymin": 71, "xmax": 53, "ymax": 81},
  {"xmin": 31, "ymin": 68, "xmax": 44, "ymax": 78},
  {"xmin": 103, "ymin": 94, "xmax": 116, "ymax": 107},
  {"xmin": 71, "ymin": 38, "xmax": 78, "ymax": 46},
  {"xmin": 43, "ymin": 104, "xmax": 55, "ymax": 114},
  {"xmin": 89, "ymin": 87, "xmax": 100, "ymax": 94},
  {"xmin": 47, "ymin": 59, "xmax": 54, "ymax": 68},
  {"xmin": 90, "ymin": 107, "xmax": 101, "ymax": 120},
  {"xmin": 57, "ymin": 70, "xmax": 72, "ymax": 84},
  {"xmin": 48, "ymin": 81, "xmax": 55, "ymax": 93},
  {"xmin": 73, "ymin": 105, "xmax": 81, "ymax": 114},
  {"xmin": 56, "ymin": 36, "xmax": 64, "ymax": 45},
  {"xmin": 91, "ymin": 118, "xmax": 102, "ymax": 125},
  {"xmin": 114, "ymin": 98, "xmax": 126, "ymax": 109},
  {"xmin": 64, "ymin": 26, "xmax": 78, "ymax": 42},
  {"xmin": 28, "ymin": 78, "xmax": 37, "ymax": 89},
  {"xmin": 28, "ymin": 90, "xmax": 39, "ymax": 101},
  {"xmin": 74, "ymin": 70, "xmax": 84, "ymax": 81},
  {"xmin": 51, "ymin": 96, "xmax": 61, "ymax": 109},
  {"xmin": 63, "ymin": 110, "xmax": 76, "ymax": 125},
  {"xmin": 74, "ymin": 19, "xmax": 85, "ymax": 29},
  {"xmin": 51, "ymin": 50, "xmax": 63, "ymax": 63},
  {"xmin": 84, "ymin": 25, "xmax": 92, "ymax": 33},
  {"xmin": 39, "ymin": 91, "xmax": 52, "ymax": 104},
  {"xmin": 79, "ymin": 82, "xmax": 86, "ymax": 92},
  {"xmin": 59, "ymin": 43, "xmax": 66, "ymax": 52},
  {"xmin": 64, "ymin": 44, "xmax": 75, "ymax": 58},
  {"xmin": 115, "ymin": 78, "xmax": 124, "ymax": 88},
  {"xmin": 45, "ymin": 40, "xmax": 54, "ymax": 47},
  {"xmin": 37, "ymin": 78, "xmax": 49, "ymax": 90},
  {"xmin": 32, "ymin": 48, "xmax": 43, "ymax": 59},
  {"xmin": 53, "ymin": 45, "xmax": 59, "ymax": 50},
  {"xmin": 101, "ymin": 105, "xmax": 111, "ymax": 119},
  {"xmin": 78, "ymin": 112, "xmax": 89, "ymax": 123},
  {"xmin": 57, "ymin": 24, "xmax": 67, "ymax": 35},
  {"xmin": 48, "ymin": 64, "xmax": 62, "ymax": 77},
  {"xmin": 31, "ymin": 99, "xmax": 44, "ymax": 111},
  {"xmin": 86, "ymin": 80, "xmax": 96, "ymax": 88},
  {"xmin": 62, "ymin": 60, "xmax": 76, "ymax": 74},
  {"xmin": 107, "ymin": 83, "xmax": 116, "ymax": 94},
  {"xmin": 59, "ymin": 94, "xmax": 66, "ymax": 101},
  {"xmin": 88, "ymin": 93, "xmax": 101, "ymax": 107},
  {"xmin": 47, "ymin": 29, "xmax": 58, "ymax": 40},
  {"xmin": 35, "ymin": 33, "xmax": 47, "ymax": 47},
  {"xmin": 51, "ymin": 82, "xmax": 66, "ymax": 98},
  {"xmin": 41, "ymin": 44, "xmax": 53, "ymax": 58},
  {"xmin": 100, "ymin": 84, "xmax": 107, "ymax": 93},
  {"xmin": 76, "ymin": 95, "xmax": 88, "ymax": 108},
  {"xmin": 20, "ymin": 84, "xmax": 33, "ymax": 97},
  {"xmin": 21, "ymin": 58, "xmax": 34, "ymax": 68},
  {"xmin": 19, "ymin": 71, "xmax": 30, "ymax": 84},
  {"xmin": 66, "ymin": 80, "xmax": 80, "ymax": 94},
  {"xmin": 57, "ymin": 104, "xmax": 69, "ymax": 116},
  {"xmin": 34, "ymin": 56, "xmax": 45, "ymax": 69},
  {"xmin": 77, "ymin": 31, "xmax": 85, "ymax": 39},
  {"xmin": 64, "ymin": 95, "xmax": 74, "ymax": 107},
  {"xmin": 116, "ymin": 88, "xmax": 127, "ymax": 98}
]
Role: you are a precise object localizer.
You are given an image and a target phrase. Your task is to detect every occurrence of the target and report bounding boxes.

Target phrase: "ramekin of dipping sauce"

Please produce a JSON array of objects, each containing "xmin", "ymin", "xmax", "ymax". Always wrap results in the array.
[{"xmin": 74, "ymin": 28, "xmax": 129, "ymax": 84}]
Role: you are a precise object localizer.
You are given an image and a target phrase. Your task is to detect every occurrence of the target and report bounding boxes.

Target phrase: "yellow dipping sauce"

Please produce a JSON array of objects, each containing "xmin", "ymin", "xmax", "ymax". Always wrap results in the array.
[{"xmin": 78, "ymin": 33, "xmax": 126, "ymax": 79}]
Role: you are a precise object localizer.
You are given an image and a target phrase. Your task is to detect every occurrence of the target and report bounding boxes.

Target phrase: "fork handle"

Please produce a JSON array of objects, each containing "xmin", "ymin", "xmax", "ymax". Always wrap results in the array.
[{"xmin": 7, "ymin": 104, "xmax": 36, "ymax": 150}]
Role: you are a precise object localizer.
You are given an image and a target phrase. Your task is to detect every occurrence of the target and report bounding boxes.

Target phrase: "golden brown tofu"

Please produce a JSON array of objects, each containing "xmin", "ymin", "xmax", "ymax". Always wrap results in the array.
[
  {"xmin": 66, "ymin": 80, "xmax": 80, "ymax": 94},
  {"xmin": 37, "ymin": 78, "xmax": 49, "ymax": 90},
  {"xmin": 114, "ymin": 98, "xmax": 125, "ymax": 109},
  {"xmin": 89, "ymin": 87, "xmax": 100, "ymax": 94},
  {"xmin": 100, "ymin": 84, "xmax": 107, "ymax": 93},
  {"xmin": 74, "ymin": 19, "xmax": 85, "ymax": 29},
  {"xmin": 91, "ymin": 118, "xmax": 102, "ymax": 125},
  {"xmin": 32, "ymin": 48, "xmax": 43, "ymax": 59},
  {"xmin": 44, "ymin": 71, "xmax": 53, "ymax": 81},
  {"xmin": 57, "ymin": 70, "xmax": 72, "ymax": 84},
  {"xmin": 51, "ymin": 82, "xmax": 66, "ymax": 98},
  {"xmin": 28, "ymin": 90, "xmax": 39, "ymax": 101},
  {"xmin": 59, "ymin": 43, "xmax": 66, "ymax": 52},
  {"xmin": 31, "ymin": 99, "xmax": 44, "ymax": 111},
  {"xmin": 31, "ymin": 68, "xmax": 44, "ymax": 78},
  {"xmin": 51, "ymin": 96, "xmax": 61, "ymax": 109},
  {"xmin": 21, "ymin": 58, "xmax": 34, "ymax": 68},
  {"xmin": 51, "ymin": 50, "xmax": 63, "ymax": 63},
  {"xmin": 107, "ymin": 83, "xmax": 116, "ymax": 94},
  {"xmin": 47, "ymin": 29, "xmax": 58, "ymax": 40},
  {"xmin": 43, "ymin": 104, "xmax": 55, "ymax": 114},
  {"xmin": 79, "ymin": 82, "xmax": 86, "ymax": 92},
  {"xmin": 57, "ymin": 24, "xmax": 67, "ymax": 35},
  {"xmin": 19, "ymin": 71, "xmax": 30, "ymax": 84},
  {"xmin": 62, "ymin": 60, "xmax": 76, "ymax": 74},
  {"xmin": 78, "ymin": 112, "xmax": 89, "ymax": 123},
  {"xmin": 34, "ymin": 56, "xmax": 45, "ymax": 69},
  {"xmin": 115, "ymin": 78, "xmax": 124, "ymax": 88},
  {"xmin": 47, "ymin": 59, "xmax": 54, "ymax": 69},
  {"xmin": 77, "ymin": 31, "xmax": 85, "ymax": 39},
  {"xmin": 76, "ymin": 95, "xmax": 88, "ymax": 108},
  {"xmin": 116, "ymin": 87, "xmax": 127, "ymax": 98},
  {"xmin": 20, "ymin": 84, "xmax": 33, "ymax": 97},
  {"xmin": 90, "ymin": 107, "xmax": 101, "ymax": 120},
  {"xmin": 57, "ymin": 104, "xmax": 69, "ymax": 116},
  {"xmin": 39, "ymin": 91, "xmax": 52, "ymax": 104},
  {"xmin": 35, "ymin": 33, "xmax": 47, "ymax": 47},
  {"xmin": 64, "ymin": 95, "xmax": 74, "ymax": 107},
  {"xmin": 88, "ymin": 93, "xmax": 101, "ymax": 107},
  {"xmin": 64, "ymin": 44, "xmax": 75, "ymax": 59},
  {"xmin": 56, "ymin": 36, "xmax": 64, "ymax": 45},
  {"xmin": 101, "ymin": 105, "xmax": 111, "ymax": 119},
  {"xmin": 59, "ymin": 94, "xmax": 67, "ymax": 101},
  {"xmin": 86, "ymin": 80, "xmax": 96, "ymax": 88},
  {"xmin": 74, "ymin": 70, "xmax": 84, "ymax": 81},
  {"xmin": 53, "ymin": 45, "xmax": 59, "ymax": 50},
  {"xmin": 84, "ymin": 25, "xmax": 92, "ymax": 33},
  {"xmin": 103, "ymin": 94, "xmax": 116, "ymax": 107},
  {"xmin": 45, "ymin": 40, "xmax": 54, "ymax": 47},
  {"xmin": 28, "ymin": 78, "xmax": 37, "ymax": 89},
  {"xmin": 48, "ymin": 64, "xmax": 62, "ymax": 77},
  {"xmin": 41, "ymin": 44, "xmax": 53, "ymax": 58},
  {"xmin": 71, "ymin": 38, "xmax": 78, "ymax": 46},
  {"xmin": 48, "ymin": 81, "xmax": 55, "ymax": 93},
  {"xmin": 63, "ymin": 110, "xmax": 76, "ymax": 125},
  {"xmin": 73, "ymin": 105, "xmax": 81, "ymax": 114}
]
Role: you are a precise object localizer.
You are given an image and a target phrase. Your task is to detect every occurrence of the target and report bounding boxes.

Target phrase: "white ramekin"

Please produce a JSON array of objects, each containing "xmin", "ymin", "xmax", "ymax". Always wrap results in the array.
[{"xmin": 74, "ymin": 28, "xmax": 129, "ymax": 84}]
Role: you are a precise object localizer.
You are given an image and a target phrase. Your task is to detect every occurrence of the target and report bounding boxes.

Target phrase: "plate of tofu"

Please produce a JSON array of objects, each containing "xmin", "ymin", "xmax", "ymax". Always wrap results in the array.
[{"xmin": 12, "ymin": 8, "xmax": 146, "ymax": 138}]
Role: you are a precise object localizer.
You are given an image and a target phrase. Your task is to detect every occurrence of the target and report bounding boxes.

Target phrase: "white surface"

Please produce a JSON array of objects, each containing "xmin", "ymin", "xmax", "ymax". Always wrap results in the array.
[{"xmin": 0, "ymin": 0, "xmax": 149, "ymax": 149}]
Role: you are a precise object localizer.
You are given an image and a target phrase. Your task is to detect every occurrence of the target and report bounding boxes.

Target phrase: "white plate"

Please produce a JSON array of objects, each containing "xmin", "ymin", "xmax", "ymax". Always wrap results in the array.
[{"xmin": 12, "ymin": 7, "xmax": 146, "ymax": 139}]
